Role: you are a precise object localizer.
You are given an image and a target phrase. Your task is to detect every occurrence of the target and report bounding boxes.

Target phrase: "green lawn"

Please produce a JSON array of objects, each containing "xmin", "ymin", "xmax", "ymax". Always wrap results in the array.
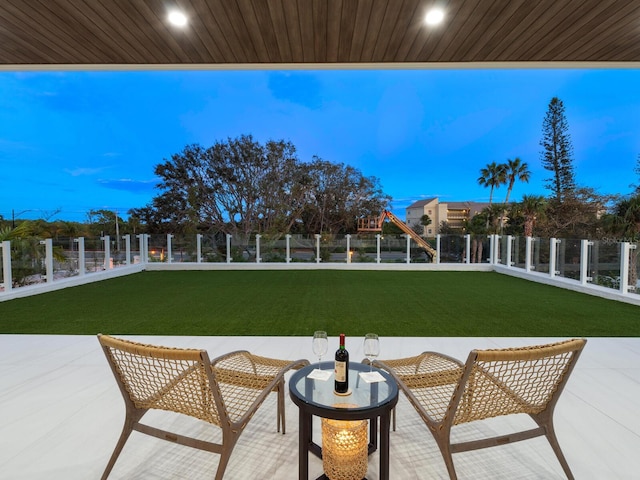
[{"xmin": 0, "ymin": 270, "xmax": 638, "ymax": 336}]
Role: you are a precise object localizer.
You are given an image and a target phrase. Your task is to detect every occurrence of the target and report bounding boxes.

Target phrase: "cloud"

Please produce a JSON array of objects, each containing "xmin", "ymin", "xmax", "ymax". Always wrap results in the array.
[
  {"xmin": 97, "ymin": 178, "xmax": 158, "ymax": 193},
  {"xmin": 65, "ymin": 167, "xmax": 106, "ymax": 176}
]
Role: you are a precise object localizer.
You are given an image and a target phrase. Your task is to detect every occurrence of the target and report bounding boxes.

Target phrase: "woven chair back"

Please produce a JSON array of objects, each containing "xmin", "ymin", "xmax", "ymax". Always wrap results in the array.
[
  {"xmin": 452, "ymin": 339, "xmax": 585, "ymax": 425},
  {"xmin": 99, "ymin": 335, "xmax": 222, "ymax": 426}
]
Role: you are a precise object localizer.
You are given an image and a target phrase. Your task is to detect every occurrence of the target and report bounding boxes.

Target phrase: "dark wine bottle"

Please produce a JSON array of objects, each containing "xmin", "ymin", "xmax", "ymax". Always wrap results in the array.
[{"xmin": 334, "ymin": 333, "xmax": 349, "ymax": 394}]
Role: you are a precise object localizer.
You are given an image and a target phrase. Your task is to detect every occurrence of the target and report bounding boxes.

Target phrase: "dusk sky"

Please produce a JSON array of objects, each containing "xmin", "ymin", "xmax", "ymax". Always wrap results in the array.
[{"xmin": 1, "ymin": 68, "xmax": 638, "ymax": 223}]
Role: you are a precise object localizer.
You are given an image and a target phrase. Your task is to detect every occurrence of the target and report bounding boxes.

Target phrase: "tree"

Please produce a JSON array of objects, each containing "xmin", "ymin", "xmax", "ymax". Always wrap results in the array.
[
  {"xmin": 601, "ymin": 193, "xmax": 640, "ymax": 289},
  {"xmin": 87, "ymin": 209, "xmax": 120, "ymax": 237},
  {"xmin": 503, "ymin": 157, "xmax": 530, "ymax": 204},
  {"xmin": 463, "ymin": 214, "xmax": 488, "ymax": 263},
  {"xmin": 632, "ymin": 154, "xmax": 640, "ymax": 194},
  {"xmin": 134, "ymin": 136, "xmax": 390, "ymax": 236},
  {"xmin": 540, "ymin": 97, "xmax": 576, "ymax": 202},
  {"xmin": 0, "ymin": 221, "xmax": 65, "ymax": 286},
  {"xmin": 519, "ymin": 194, "xmax": 547, "ymax": 237},
  {"xmin": 298, "ymin": 157, "xmax": 390, "ymax": 234},
  {"xmin": 536, "ymin": 187, "xmax": 606, "ymax": 238},
  {"xmin": 382, "ymin": 221, "xmax": 403, "ymax": 235},
  {"xmin": 419, "ymin": 214, "xmax": 432, "ymax": 235},
  {"xmin": 477, "ymin": 162, "xmax": 506, "ymax": 205},
  {"xmin": 481, "ymin": 203, "xmax": 505, "ymax": 234}
]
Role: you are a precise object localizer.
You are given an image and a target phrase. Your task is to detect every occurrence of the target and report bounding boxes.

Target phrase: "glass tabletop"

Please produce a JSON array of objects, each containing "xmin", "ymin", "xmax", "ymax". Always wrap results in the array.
[{"xmin": 289, "ymin": 361, "xmax": 398, "ymax": 415}]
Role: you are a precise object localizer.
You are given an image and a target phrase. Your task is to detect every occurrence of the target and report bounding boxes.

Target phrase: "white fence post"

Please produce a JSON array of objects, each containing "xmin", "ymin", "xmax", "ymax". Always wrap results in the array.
[
  {"xmin": 40, "ymin": 238, "xmax": 54, "ymax": 282},
  {"xmin": 138, "ymin": 234, "xmax": 146, "ymax": 264},
  {"xmin": 123, "ymin": 235, "xmax": 131, "ymax": 265},
  {"xmin": 75, "ymin": 237, "xmax": 85, "ymax": 275},
  {"xmin": 167, "ymin": 234, "xmax": 173, "ymax": 263},
  {"xmin": 376, "ymin": 234, "xmax": 381, "ymax": 264},
  {"xmin": 550, "ymin": 238, "xmax": 558, "ymax": 278},
  {"xmin": 196, "ymin": 234, "xmax": 202, "ymax": 263},
  {"xmin": 102, "ymin": 235, "xmax": 111, "ymax": 270},
  {"xmin": 488, "ymin": 235, "xmax": 494, "ymax": 264},
  {"xmin": 506, "ymin": 235, "xmax": 513, "ymax": 267},
  {"xmin": 525, "ymin": 236, "xmax": 533, "ymax": 272},
  {"xmin": 226, "ymin": 234, "xmax": 232, "ymax": 264},
  {"xmin": 286, "ymin": 234, "xmax": 292, "ymax": 263},
  {"xmin": 256, "ymin": 234, "xmax": 262, "ymax": 263},
  {"xmin": 2, "ymin": 240, "xmax": 12, "ymax": 292},
  {"xmin": 315, "ymin": 234, "xmax": 322, "ymax": 264},
  {"xmin": 436, "ymin": 234, "xmax": 441, "ymax": 265},
  {"xmin": 492, "ymin": 235, "xmax": 501, "ymax": 265},
  {"xmin": 136, "ymin": 234, "xmax": 143, "ymax": 264},
  {"xmin": 346, "ymin": 234, "xmax": 351, "ymax": 264},
  {"xmin": 620, "ymin": 242, "xmax": 636, "ymax": 294},
  {"xmin": 405, "ymin": 234, "xmax": 411, "ymax": 264},
  {"xmin": 465, "ymin": 234, "xmax": 471, "ymax": 264},
  {"xmin": 580, "ymin": 239, "xmax": 593, "ymax": 285}
]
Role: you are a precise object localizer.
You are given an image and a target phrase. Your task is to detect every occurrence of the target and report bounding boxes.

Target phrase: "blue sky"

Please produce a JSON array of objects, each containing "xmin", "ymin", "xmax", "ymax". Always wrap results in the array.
[{"xmin": 0, "ymin": 68, "xmax": 638, "ymax": 223}]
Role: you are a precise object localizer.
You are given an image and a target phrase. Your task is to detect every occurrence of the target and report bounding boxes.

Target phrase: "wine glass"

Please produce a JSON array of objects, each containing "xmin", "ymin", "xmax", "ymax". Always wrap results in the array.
[
  {"xmin": 312, "ymin": 331, "xmax": 328, "ymax": 370},
  {"xmin": 363, "ymin": 333, "xmax": 380, "ymax": 372}
]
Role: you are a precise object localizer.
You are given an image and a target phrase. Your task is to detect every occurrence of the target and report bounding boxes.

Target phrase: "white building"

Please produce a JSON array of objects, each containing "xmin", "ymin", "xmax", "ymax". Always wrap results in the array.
[{"xmin": 406, "ymin": 198, "xmax": 489, "ymax": 237}]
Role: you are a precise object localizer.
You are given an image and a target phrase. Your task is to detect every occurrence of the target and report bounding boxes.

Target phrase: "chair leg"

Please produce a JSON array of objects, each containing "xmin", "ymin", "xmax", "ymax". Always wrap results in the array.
[
  {"xmin": 542, "ymin": 420, "xmax": 575, "ymax": 480},
  {"xmin": 100, "ymin": 417, "xmax": 135, "ymax": 480},
  {"xmin": 434, "ymin": 430, "xmax": 458, "ymax": 480},
  {"xmin": 214, "ymin": 434, "xmax": 240, "ymax": 480}
]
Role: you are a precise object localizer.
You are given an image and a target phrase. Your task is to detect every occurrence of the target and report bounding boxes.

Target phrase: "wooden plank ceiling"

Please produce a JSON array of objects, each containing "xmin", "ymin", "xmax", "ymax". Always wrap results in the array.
[{"xmin": 0, "ymin": 0, "xmax": 639, "ymax": 68}]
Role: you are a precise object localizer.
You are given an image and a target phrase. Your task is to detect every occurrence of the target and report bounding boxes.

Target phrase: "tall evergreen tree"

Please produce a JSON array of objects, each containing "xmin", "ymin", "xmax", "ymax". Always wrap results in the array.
[{"xmin": 540, "ymin": 97, "xmax": 576, "ymax": 202}]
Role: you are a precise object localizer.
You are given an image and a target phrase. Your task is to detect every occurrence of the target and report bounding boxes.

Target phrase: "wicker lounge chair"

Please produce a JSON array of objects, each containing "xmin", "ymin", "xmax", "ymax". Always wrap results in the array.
[
  {"xmin": 98, "ymin": 334, "xmax": 309, "ymax": 480},
  {"xmin": 374, "ymin": 338, "xmax": 586, "ymax": 479}
]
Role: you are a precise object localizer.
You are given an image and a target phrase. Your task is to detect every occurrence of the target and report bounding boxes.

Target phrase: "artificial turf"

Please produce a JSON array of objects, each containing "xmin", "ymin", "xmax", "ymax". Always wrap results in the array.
[{"xmin": 0, "ymin": 270, "xmax": 638, "ymax": 336}]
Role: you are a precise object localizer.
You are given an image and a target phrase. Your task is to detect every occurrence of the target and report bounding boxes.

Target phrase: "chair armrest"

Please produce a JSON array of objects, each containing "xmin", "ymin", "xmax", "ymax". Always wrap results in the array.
[
  {"xmin": 375, "ymin": 352, "xmax": 464, "ymax": 424},
  {"xmin": 211, "ymin": 350, "xmax": 309, "ymax": 387}
]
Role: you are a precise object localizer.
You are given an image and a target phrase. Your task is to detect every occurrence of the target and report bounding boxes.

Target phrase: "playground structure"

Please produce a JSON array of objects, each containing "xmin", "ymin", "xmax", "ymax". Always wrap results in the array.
[{"xmin": 358, "ymin": 210, "xmax": 437, "ymax": 261}]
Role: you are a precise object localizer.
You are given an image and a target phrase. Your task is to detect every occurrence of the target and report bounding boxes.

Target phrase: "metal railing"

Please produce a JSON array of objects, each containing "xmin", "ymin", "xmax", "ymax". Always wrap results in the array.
[{"xmin": 1, "ymin": 233, "xmax": 638, "ymax": 304}]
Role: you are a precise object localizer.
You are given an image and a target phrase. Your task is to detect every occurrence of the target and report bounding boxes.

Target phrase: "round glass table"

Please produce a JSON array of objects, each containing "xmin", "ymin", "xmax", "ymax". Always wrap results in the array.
[{"xmin": 289, "ymin": 361, "xmax": 399, "ymax": 480}]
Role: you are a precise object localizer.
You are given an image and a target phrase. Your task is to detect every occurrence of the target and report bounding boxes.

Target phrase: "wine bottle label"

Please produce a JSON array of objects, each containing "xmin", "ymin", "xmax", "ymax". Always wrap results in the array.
[{"xmin": 335, "ymin": 361, "xmax": 347, "ymax": 382}]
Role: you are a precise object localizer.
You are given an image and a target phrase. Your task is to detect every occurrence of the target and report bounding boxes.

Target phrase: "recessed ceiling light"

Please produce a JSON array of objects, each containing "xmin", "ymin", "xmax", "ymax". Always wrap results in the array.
[
  {"xmin": 425, "ymin": 8, "xmax": 445, "ymax": 26},
  {"xmin": 168, "ymin": 10, "xmax": 188, "ymax": 27}
]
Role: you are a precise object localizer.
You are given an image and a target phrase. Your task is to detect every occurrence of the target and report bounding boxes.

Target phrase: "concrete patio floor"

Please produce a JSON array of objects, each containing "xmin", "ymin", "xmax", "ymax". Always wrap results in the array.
[{"xmin": 0, "ymin": 335, "xmax": 638, "ymax": 479}]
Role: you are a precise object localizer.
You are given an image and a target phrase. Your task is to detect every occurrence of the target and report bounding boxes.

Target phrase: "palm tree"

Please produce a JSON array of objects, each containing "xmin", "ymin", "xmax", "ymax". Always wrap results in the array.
[
  {"xmin": 503, "ymin": 158, "xmax": 531, "ymax": 204},
  {"xmin": 482, "ymin": 203, "xmax": 505, "ymax": 234},
  {"xmin": 604, "ymin": 194, "xmax": 640, "ymax": 289},
  {"xmin": 477, "ymin": 162, "xmax": 506, "ymax": 205},
  {"xmin": 464, "ymin": 214, "xmax": 488, "ymax": 263},
  {"xmin": 521, "ymin": 194, "xmax": 547, "ymax": 237}
]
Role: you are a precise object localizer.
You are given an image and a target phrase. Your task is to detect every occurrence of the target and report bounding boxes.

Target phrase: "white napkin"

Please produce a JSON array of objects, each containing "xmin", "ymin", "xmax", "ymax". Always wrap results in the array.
[
  {"xmin": 358, "ymin": 371, "xmax": 386, "ymax": 383},
  {"xmin": 307, "ymin": 369, "xmax": 333, "ymax": 381}
]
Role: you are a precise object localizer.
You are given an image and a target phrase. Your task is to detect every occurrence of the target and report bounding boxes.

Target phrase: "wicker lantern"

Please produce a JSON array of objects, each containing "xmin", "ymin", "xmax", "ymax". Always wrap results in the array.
[{"xmin": 321, "ymin": 418, "xmax": 368, "ymax": 480}]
